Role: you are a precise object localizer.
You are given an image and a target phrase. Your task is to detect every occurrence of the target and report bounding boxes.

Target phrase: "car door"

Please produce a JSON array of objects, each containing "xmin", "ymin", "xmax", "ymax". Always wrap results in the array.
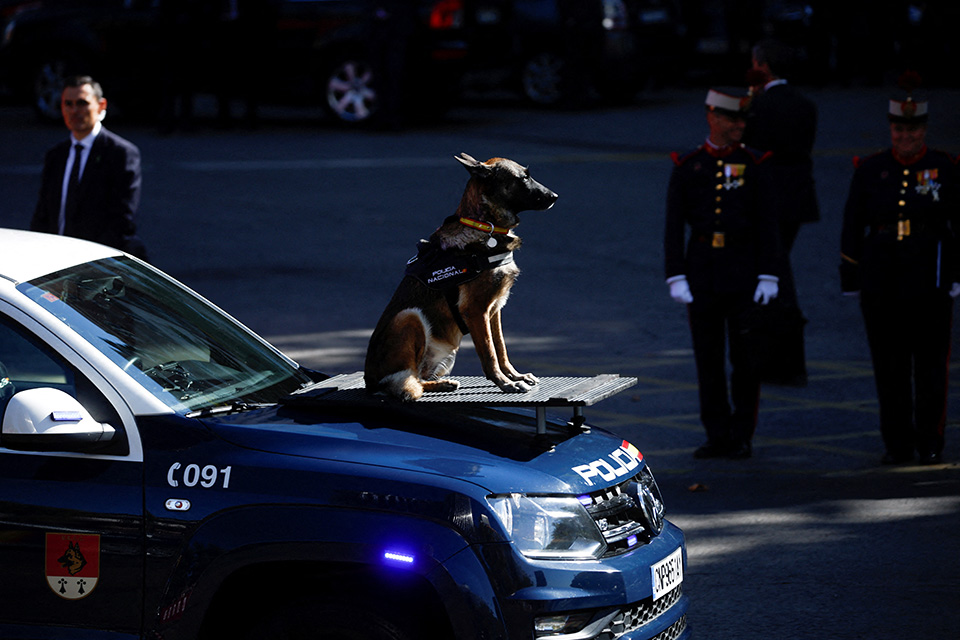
[{"xmin": 0, "ymin": 311, "xmax": 144, "ymax": 636}]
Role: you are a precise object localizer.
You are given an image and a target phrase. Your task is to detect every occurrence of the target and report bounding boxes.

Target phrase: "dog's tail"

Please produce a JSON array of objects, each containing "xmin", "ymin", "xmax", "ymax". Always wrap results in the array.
[
  {"xmin": 364, "ymin": 309, "xmax": 430, "ymax": 401},
  {"xmin": 364, "ymin": 308, "xmax": 461, "ymax": 401},
  {"xmin": 367, "ymin": 370, "xmax": 426, "ymax": 402}
]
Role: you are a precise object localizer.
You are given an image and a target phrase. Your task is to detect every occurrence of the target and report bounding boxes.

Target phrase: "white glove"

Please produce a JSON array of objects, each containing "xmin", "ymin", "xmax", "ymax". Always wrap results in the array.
[
  {"xmin": 951, "ymin": 283, "xmax": 960, "ymax": 298},
  {"xmin": 753, "ymin": 275, "xmax": 779, "ymax": 305},
  {"xmin": 667, "ymin": 275, "xmax": 693, "ymax": 304}
]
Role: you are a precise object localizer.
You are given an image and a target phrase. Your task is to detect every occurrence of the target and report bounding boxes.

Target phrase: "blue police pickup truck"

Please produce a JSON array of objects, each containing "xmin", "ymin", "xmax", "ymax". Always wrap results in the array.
[{"xmin": 0, "ymin": 229, "xmax": 689, "ymax": 640}]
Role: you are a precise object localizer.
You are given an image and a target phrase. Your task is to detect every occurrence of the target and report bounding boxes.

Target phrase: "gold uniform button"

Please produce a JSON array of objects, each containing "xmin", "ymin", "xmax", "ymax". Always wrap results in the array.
[
  {"xmin": 902, "ymin": 181, "xmax": 909, "ymax": 187},
  {"xmin": 715, "ymin": 184, "xmax": 723, "ymax": 190},
  {"xmin": 716, "ymin": 172, "xmax": 723, "ymax": 178},
  {"xmin": 715, "ymin": 208, "xmax": 722, "ymax": 214},
  {"xmin": 717, "ymin": 160, "xmax": 724, "ymax": 167},
  {"xmin": 903, "ymin": 169, "xmax": 910, "ymax": 176},
  {"xmin": 899, "ymin": 200, "xmax": 906, "ymax": 206}
]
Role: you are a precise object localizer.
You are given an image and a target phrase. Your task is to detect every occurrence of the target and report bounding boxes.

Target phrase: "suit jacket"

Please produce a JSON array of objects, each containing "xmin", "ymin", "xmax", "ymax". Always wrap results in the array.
[
  {"xmin": 743, "ymin": 82, "xmax": 820, "ymax": 227},
  {"xmin": 664, "ymin": 143, "xmax": 780, "ymax": 296},
  {"xmin": 31, "ymin": 127, "xmax": 145, "ymax": 257}
]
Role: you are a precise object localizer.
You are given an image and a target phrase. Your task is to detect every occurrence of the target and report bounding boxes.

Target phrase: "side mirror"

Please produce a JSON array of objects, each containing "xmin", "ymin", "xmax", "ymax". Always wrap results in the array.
[{"xmin": 2, "ymin": 388, "xmax": 116, "ymax": 452}]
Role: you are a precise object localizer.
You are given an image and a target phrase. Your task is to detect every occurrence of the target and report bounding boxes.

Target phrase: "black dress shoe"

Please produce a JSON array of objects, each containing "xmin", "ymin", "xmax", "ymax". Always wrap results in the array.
[
  {"xmin": 727, "ymin": 440, "xmax": 753, "ymax": 459},
  {"xmin": 881, "ymin": 451, "xmax": 914, "ymax": 465},
  {"xmin": 918, "ymin": 452, "xmax": 943, "ymax": 465},
  {"xmin": 694, "ymin": 441, "xmax": 729, "ymax": 459}
]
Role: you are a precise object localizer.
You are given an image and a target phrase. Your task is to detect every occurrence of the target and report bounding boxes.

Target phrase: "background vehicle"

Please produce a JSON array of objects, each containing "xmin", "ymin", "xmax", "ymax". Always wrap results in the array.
[
  {"xmin": 0, "ymin": 229, "xmax": 689, "ymax": 640},
  {"xmin": 0, "ymin": 0, "xmax": 485, "ymax": 126},
  {"xmin": 463, "ymin": 0, "xmax": 683, "ymax": 107}
]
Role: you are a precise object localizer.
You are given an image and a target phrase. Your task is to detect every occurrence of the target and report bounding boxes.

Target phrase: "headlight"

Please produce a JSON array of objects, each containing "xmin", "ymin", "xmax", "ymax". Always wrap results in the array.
[
  {"xmin": 633, "ymin": 465, "xmax": 664, "ymax": 538},
  {"xmin": 487, "ymin": 494, "xmax": 607, "ymax": 560}
]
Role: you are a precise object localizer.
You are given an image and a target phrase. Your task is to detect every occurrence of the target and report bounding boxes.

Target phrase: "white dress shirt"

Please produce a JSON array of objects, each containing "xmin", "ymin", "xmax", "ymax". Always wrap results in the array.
[{"xmin": 58, "ymin": 121, "xmax": 102, "ymax": 234}]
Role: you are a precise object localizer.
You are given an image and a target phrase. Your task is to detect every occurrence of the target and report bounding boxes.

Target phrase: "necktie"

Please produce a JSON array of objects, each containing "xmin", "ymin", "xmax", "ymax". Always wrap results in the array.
[{"xmin": 61, "ymin": 143, "xmax": 84, "ymax": 235}]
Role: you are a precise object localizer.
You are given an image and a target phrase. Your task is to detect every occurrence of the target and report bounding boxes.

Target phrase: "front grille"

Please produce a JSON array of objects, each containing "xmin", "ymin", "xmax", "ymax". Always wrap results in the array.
[
  {"xmin": 581, "ymin": 468, "xmax": 664, "ymax": 557},
  {"xmin": 651, "ymin": 615, "xmax": 687, "ymax": 640},
  {"xmin": 597, "ymin": 587, "xmax": 683, "ymax": 640}
]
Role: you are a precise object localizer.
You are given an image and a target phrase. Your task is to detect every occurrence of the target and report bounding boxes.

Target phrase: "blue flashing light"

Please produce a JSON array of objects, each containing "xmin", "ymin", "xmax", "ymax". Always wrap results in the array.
[
  {"xmin": 627, "ymin": 535, "xmax": 638, "ymax": 547},
  {"xmin": 577, "ymin": 494, "xmax": 592, "ymax": 507},
  {"xmin": 383, "ymin": 550, "xmax": 415, "ymax": 565}
]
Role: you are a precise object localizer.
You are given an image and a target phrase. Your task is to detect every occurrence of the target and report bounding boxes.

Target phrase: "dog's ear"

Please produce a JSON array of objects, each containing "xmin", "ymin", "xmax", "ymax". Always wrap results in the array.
[{"xmin": 455, "ymin": 153, "xmax": 491, "ymax": 178}]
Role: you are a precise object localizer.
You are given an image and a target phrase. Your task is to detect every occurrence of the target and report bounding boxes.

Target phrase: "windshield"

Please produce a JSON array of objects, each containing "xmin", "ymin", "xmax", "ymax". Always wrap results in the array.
[{"xmin": 18, "ymin": 257, "xmax": 313, "ymax": 413}]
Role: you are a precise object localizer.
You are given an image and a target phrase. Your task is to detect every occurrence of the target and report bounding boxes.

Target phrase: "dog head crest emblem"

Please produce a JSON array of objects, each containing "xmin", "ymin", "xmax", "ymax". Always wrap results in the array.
[
  {"xmin": 46, "ymin": 533, "xmax": 101, "ymax": 599},
  {"xmin": 58, "ymin": 541, "xmax": 88, "ymax": 576},
  {"xmin": 364, "ymin": 153, "xmax": 558, "ymax": 402}
]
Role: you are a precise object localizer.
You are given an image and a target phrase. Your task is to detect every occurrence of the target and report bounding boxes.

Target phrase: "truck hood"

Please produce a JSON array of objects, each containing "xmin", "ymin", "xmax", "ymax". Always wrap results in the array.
[{"xmin": 203, "ymin": 403, "xmax": 644, "ymax": 495}]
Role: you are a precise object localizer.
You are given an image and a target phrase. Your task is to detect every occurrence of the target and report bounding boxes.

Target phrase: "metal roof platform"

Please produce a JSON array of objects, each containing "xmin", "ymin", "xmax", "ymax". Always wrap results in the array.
[{"xmin": 286, "ymin": 372, "xmax": 637, "ymax": 434}]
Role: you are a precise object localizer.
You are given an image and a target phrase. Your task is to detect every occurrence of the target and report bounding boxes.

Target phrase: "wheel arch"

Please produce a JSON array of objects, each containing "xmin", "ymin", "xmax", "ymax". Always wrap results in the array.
[
  {"xmin": 198, "ymin": 559, "xmax": 456, "ymax": 640},
  {"xmin": 146, "ymin": 504, "xmax": 506, "ymax": 640}
]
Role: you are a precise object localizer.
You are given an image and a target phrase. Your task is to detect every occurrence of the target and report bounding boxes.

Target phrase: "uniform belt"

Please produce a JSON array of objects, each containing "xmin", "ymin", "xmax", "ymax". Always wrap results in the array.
[
  {"xmin": 695, "ymin": 232, "xmax": 732, "ymax": 247},
  {"xmin": 871, "ymin": 222, "xmax": 939, "ymax": 235},
  {"xmin": 873, "ymin": 224, "xmax": 899, "ymax": 235}
]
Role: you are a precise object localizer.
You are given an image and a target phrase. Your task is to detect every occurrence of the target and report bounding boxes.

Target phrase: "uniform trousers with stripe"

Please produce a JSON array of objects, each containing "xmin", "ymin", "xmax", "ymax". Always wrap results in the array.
[
  {"xmin": 860, "ymin": 290, "xmax": 952, "ymax": 457},
  {"xmin": 687, "ymin": 290, "xmax": 761, "ymax": 446}
]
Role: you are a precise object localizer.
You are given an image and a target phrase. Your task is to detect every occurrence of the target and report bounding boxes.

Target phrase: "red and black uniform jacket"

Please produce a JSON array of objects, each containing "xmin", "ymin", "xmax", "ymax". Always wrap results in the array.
[
  {"xmin": 664, "ymin": 143, "xmax": 780, "ymax": 296},
  {"xmin": 840, "ymin": 147, "xmax": 960, "ymax": 296}
]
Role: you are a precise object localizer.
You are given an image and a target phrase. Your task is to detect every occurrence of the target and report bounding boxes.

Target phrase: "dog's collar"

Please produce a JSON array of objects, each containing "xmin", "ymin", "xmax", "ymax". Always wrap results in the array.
[{"xmin": 459, "ymin": 217, "xmax": 510, "ymax": 235}]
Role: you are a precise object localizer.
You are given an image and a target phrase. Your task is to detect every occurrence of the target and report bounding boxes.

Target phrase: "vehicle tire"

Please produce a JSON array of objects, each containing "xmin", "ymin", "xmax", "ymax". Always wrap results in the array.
[
  {"xmin": 323, "ymin": 56, "xmax": 380, "ymax": 125},
  {"xmin": 520, "ymin": 51, "xmax": 564, "ymax": 106},
  {"xmin": 248, "ymin": 599, "xmax": 413, "ymax": 640},
  {"xmin": 32, "ymin": 56, "xmax": 77, "ymax": 122}
]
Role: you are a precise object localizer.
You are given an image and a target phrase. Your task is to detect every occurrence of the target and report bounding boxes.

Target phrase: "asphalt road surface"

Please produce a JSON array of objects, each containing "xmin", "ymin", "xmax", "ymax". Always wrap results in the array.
[{"xmin": 2, "ymin": 85, "xmax": 959, "ymax": 639}]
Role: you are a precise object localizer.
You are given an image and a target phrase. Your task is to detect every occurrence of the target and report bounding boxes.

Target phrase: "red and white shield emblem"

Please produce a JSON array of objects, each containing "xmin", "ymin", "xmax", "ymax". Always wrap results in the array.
[{"xmin": 45, "ymin": 533, "xmax": 100, "ymax": 600}]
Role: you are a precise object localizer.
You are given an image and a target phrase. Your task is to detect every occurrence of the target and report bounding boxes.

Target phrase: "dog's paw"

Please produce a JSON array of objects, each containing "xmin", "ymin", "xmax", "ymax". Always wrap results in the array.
[
  {"xmin": 436, "ymin": 379, "xmax": 460, "ymax": 392},
  {"xmin": 498, "ymin": 379, "xmax": 532, "ymax": 394},
  {"xmin": 422, "ymin": 378, "xmax": 460, "ymax": 394},
  {"xmin": 505, "ymin": 371, "xmax": 539, "ymax": 386}
]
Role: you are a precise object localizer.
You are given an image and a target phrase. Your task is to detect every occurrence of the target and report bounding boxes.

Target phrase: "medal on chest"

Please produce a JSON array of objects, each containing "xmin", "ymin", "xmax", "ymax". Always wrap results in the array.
[
  {"xmin": 915, "ymin": 168, "xmax": 941, "ymax": 202},
  {"xmin": 723, "ymin": 164, "xmax": 746, "ymax": 190}
]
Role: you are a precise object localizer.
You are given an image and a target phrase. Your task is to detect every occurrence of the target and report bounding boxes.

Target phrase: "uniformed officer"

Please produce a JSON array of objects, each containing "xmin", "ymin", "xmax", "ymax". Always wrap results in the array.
[
  {"xmin": 664, "ymin": 88, "xmax": 781, "ymax": 459},
  {"xmin": 840, "ymin": 89, "xmax": 960, "ymax": 466}
]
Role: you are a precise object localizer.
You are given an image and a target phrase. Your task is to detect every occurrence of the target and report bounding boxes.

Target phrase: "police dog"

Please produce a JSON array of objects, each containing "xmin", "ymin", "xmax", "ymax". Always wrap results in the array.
[{"xmin": 364, "ymin": 153, "xmax": 558, "ymax": 401}]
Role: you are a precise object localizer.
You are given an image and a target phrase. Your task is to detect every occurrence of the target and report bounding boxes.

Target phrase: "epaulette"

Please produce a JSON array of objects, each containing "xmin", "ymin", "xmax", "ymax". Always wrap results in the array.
[
  {"xmin": 670, "ymin": 148, "xmax": 700, "ymax": 166},
  {"xmin": 852, "ymin": 150, "xmax": 883, "ymax": 169},
  {"xmin": 928, "ymin": 148, "xmax": 960, "ymax": 165},
  {"xmin": 742, "ymin": 145, "xmax": 772, "ymax": 164}
]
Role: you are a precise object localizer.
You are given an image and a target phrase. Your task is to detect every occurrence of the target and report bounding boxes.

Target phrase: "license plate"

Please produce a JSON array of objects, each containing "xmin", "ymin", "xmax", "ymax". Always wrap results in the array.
[{"xmin": 651, "ymin": 547, "xmax": 683, "ymax": 600}]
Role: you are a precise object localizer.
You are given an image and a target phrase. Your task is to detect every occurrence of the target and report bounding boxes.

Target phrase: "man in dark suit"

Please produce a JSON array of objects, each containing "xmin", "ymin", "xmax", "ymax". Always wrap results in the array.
[
  {"xmin": 664, "ymin": 88, "xmax": 781, "ymax": 460},
  {"xmin": 742, "ymin": 39, "xmax": 819, "ymax": 384},
  {"xmin": 31, "ymin": 75, "xmax": 146, "ymax": 259}
]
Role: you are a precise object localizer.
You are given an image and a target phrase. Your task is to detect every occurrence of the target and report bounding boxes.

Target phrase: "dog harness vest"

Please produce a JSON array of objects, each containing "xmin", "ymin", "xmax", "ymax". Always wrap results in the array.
[
  {"xmin": 405, "ymin": 240, "xmax": 515, "ymax": 334},
  {"xmin": 405, "ymin": 240, "xmax": 515, "ymax": 290}
]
